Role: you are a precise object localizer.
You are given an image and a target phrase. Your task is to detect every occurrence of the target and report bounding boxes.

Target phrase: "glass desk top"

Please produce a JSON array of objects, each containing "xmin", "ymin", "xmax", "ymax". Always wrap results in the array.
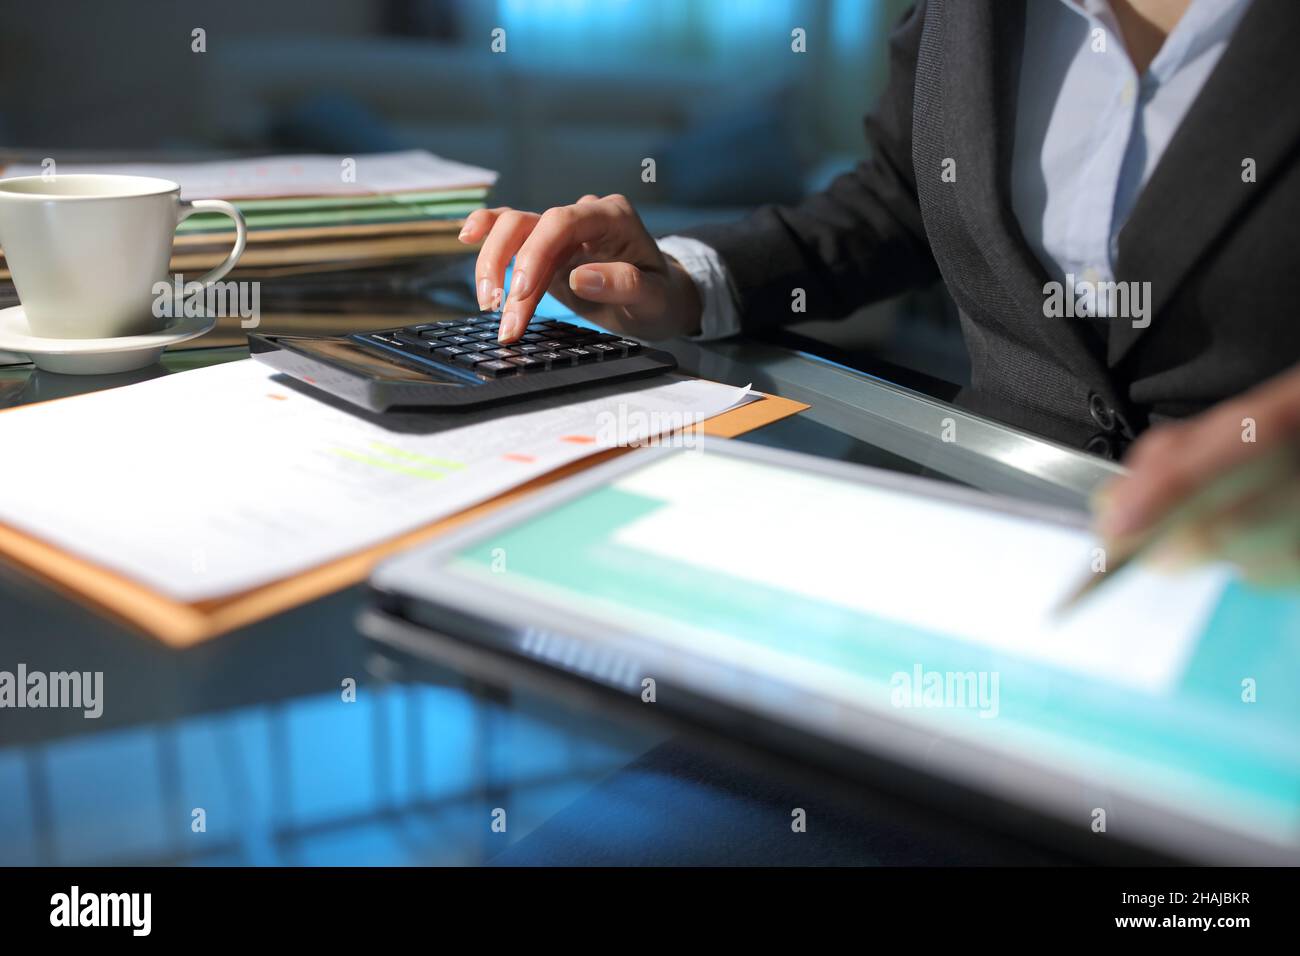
[{"xmin": 0, "ymin": 276, "xmax": 1121, "ymax": 866}]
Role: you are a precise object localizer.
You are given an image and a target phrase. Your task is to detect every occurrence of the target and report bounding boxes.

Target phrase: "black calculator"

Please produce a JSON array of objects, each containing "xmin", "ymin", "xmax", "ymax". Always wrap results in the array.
[{"xmin": 248, "ymin": 314, "xmax": 677, "ymax": 413}]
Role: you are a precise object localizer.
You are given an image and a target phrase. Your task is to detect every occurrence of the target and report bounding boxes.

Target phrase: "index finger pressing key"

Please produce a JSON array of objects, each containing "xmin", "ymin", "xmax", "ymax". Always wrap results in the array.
[{"xmin": 499, "ymin": 204, "xmax": 619, "ymax": 341}]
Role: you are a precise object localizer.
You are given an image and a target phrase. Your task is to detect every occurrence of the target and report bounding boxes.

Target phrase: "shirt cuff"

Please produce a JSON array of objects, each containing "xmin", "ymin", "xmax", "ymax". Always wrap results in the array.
[{"xmin": 656, "ymin": 235, "xmax": 742, "ymax": 341}]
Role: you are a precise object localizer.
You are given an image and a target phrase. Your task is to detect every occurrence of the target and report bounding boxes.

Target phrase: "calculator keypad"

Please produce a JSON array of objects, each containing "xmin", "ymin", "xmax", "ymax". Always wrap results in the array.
[{"xmin": 366, "ymin": 315, "xmax": 640, "ymax": 381}]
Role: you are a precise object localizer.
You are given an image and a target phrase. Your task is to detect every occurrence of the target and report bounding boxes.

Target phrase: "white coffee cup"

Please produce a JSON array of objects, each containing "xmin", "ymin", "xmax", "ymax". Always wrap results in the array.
[{"xmin": 0, "ymin": 173, "xmax": 247, "ymax": 339}]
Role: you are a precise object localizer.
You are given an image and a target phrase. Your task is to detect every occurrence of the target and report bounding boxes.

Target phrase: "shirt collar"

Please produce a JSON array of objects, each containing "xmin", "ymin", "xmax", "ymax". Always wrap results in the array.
[{"xmin": 1060, "ymin": 0, "xmax": 1254, "ymax": 81}]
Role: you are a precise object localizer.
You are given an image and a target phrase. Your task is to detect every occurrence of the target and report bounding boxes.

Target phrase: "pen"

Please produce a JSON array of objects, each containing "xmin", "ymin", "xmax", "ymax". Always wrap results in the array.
[{"xmin": 1054, "ymin": 523, "xmax": 1161, "ymax": 615}]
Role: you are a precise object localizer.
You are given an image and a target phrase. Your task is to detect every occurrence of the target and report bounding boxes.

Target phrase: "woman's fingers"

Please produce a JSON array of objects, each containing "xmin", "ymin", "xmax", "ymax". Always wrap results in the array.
[
  {"xmin": 1099, "ymin": 369, "xmax": 1300, "ymax": 540},
  {"xmin": 1142, "ymin": 466, "xmax": 1299, "ymax": 569},
  {"xmin": 1198, "ymin": 499, "xmax": 1300, "ymax": 588},
  {"xmin": 472, "ymin": 210, "xmax": 539, "ymax": 312},
  {"xmin": 1100, "ymin": 421, "xmax": 1220, "ymax": 540},
  {"xmin": 568, "ymin": 261, "xmax": 667, "ymax": 313},
  {"xmin": 499, "ymin": 199, "xmax": 634, "ymax": 341},
  {"xmin": 1091, "ymin": 364, "xmax": 1300, "ymax": 586},
  {"xmin": 460, "ymin": 195, "xmax": 671, "ymax": 342},
  {"xmin": 457, "ymin": 207, "xmax": 500, "ymax": 244}
]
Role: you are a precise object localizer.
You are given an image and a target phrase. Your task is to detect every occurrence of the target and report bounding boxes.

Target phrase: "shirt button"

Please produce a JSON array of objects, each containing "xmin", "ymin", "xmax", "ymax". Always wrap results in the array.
[{"xmin": 1121, "ymin": 80, "xmax": 1136, "ymax": 105}]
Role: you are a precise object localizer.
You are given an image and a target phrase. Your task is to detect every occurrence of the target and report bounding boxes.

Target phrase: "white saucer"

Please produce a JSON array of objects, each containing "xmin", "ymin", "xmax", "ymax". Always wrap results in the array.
[{"xmin": 0, "ymin": 306, "xmax": 216, "ymax": 375}]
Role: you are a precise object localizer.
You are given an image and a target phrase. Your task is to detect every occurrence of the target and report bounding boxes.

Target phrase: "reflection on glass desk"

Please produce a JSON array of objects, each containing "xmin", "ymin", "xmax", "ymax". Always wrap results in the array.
[
  {"xmin": 0, "ymin": 673, "xmax": 660, "ymax": 867},
  {"xmin": 0, "ymin": 276, "xmax": 1121, "ymax": 866}
]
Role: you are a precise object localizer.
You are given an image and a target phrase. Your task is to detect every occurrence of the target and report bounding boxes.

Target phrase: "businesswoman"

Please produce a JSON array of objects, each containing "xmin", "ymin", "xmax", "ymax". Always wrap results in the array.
[{"xmin": 459, "ymin": 0, "xmax": 1300, "ymax": 581}]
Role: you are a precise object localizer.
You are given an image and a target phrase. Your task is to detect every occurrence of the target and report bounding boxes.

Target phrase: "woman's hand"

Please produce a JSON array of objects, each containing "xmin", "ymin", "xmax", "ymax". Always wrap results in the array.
[
  {"xmin": 457, "ymin": 193, "xmax": 703, "ymax": 344},
  {"xmin": 1096, "ymin": 365, "xmax": 1300, "ymax": 586}
]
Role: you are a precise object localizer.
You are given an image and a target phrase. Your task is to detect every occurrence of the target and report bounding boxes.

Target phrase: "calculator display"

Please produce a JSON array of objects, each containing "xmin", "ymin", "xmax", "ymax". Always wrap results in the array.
[{"xmin": 284, "ymin": 337, "xmax": 467, "ymax": 385}]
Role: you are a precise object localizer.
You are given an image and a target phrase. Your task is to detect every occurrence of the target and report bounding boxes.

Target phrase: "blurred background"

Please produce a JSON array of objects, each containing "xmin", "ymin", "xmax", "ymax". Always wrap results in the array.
[{"xmin": 0, "ymin": 0, "xmax": 967, "ymax": 385}]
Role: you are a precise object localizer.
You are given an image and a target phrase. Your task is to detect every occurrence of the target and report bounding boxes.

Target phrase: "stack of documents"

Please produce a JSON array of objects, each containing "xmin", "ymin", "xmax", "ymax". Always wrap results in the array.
[
  {"xmin": 0, "ymin": 360, "xmax": 751, "ymax": 601},
  {"xmin": 0, "ymin": 151, "xmax": 496, "ymax": 280},
  {"xmin": 0, "ymin": 360, "xmax": 814, "ymax": 648}
]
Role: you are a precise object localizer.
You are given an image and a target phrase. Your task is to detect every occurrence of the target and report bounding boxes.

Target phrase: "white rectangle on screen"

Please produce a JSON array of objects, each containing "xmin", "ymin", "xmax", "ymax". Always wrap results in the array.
[{"xmin": 612, "ymin": 453, "xmax": 1225, "ymax": 694}]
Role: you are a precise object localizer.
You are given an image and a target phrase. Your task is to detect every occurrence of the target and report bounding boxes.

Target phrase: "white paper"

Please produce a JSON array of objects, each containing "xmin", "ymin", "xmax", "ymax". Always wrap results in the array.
[
  {"xmin": 0, "ymin": 361, "xmax": 749, "ymax": 600},
  {"xmin": 2, "ymin": 150, "xmax": 497, "ymax": 199},
  {"xmin": 613, "ymin": 453, "xmax": 1226, "ymax": 694}
]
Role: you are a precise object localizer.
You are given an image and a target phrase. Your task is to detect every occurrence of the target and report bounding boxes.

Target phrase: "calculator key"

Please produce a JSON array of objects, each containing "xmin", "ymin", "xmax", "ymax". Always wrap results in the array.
[
  {"xmin": 562, "ymin": 347, "xmax": 596, "ymax": 363},
  {"xmin": 514, "ymin": 344, "xmax": 543, "ymax": 354},
  {"xmin": 615, "ymin": 339, "xmax": 643, "ymax": 353},
  {"xmin": 443, "ymin": 335, "xmax": 474, "ymax": 345},
  {"xmin": 535, "ymin": 351, "xmax": 570, "ymax": 366},
  {"xmin": 394, "ymin": 331, "xmax": 436, "ymax": 351},
  {"xmin": 434, "ymin": 319, "xmax": 460, "ymax": 327},
  {"xmin": 537, "ymin": 339, "xmax": 568, "ymax": 350},
  {"xmin": 453, "ymin": 325, "xmax": 478, "ymax": 335},
  {"xmin": 520, "ymin": 333, "xmax": 544, "ymax": 342},
  {"xmin": 588, "ymin": 342, "xmax": 620, "ymax": 357},
  {"xmin": 472, "ymin": 331, "xmax": 499, "ymax": 341},
  {"xmin": 436, "ymin": 345, "xmax": 468, "ymax": 357},
  {"xmin": 418, "ymin": 328, "xmax": 450, "ymax": 339},
  {"xmin": 507, "ymin": 355, "xmax": 545, "ymax": 371},
  {"xmin": 478, "ymin": 359, "xmax": 517, "ymax": 376},
  {"xmin": 453, "ymin": 352, "xmax": 490, "ymax": 366},
  {"xmin": 465, "ymin": 341, "xmax": 497, "ymax": 352},
  {"xmin": 487, "ymin": 348, "xmax": 518, "ymax": 358}
]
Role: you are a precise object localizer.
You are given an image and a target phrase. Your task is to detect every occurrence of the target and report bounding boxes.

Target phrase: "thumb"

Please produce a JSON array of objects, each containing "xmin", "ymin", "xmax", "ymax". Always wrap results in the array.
[{"xmin": 568, "ymin": 262, "xmax": 666, "ymax": 316}]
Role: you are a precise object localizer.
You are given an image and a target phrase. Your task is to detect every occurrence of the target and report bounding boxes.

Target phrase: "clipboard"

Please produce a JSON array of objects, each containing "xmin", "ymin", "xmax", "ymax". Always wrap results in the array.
[{"xmin": 0, "ymin": 389, "xmax": 808, "ymax": 646}]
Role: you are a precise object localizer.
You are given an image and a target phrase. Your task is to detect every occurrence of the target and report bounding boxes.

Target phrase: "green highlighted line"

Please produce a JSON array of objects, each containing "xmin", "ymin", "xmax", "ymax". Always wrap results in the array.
[
  {"xmin": 330, "ymin": 448, "xmax": 448, "ymax": 481},
  {"xmin": 368, "ymin": 442, "xmax": 466, "ymax": 471}
]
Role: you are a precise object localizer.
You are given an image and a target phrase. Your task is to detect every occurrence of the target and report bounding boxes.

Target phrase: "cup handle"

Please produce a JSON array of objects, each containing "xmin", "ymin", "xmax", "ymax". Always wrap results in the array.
[{"xmin": 175, "ymin": 198, "xmax": 247, "ymax": 287}]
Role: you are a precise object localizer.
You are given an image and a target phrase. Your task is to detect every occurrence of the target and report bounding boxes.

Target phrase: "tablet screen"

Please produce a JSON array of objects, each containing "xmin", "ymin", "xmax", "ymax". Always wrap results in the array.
[{"xmin": 442, "ymin": 450, "xmax": 1300, "ymax": 848}]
